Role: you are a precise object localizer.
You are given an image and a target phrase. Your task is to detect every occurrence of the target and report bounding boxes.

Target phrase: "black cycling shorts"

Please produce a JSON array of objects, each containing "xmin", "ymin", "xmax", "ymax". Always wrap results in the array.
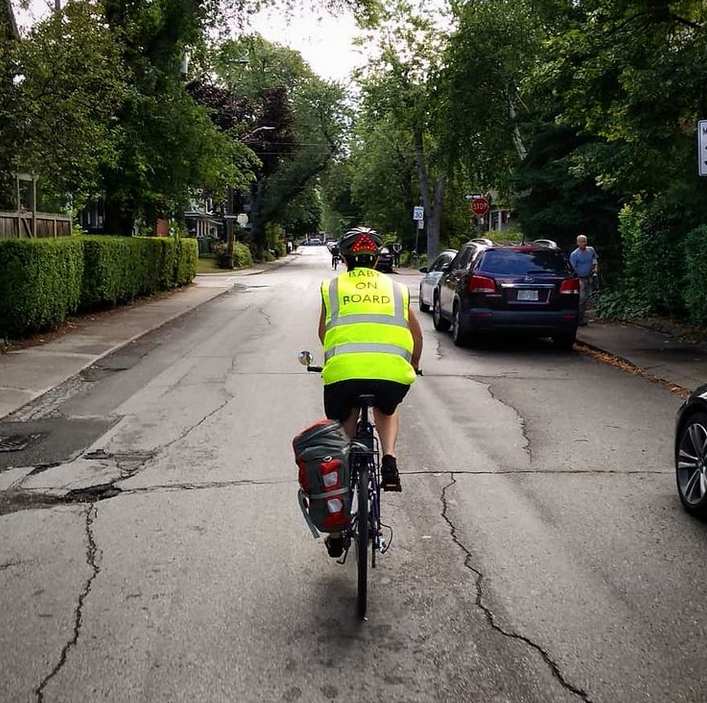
[{"xmin": 324, "ymin": 380, "xmax": 409, "ymax": 422}]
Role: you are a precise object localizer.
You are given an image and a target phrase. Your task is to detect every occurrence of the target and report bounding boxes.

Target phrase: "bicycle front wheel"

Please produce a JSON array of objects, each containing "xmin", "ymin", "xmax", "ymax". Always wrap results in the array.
[{"xmin": 356, "ymin": 464, "xmax": 369, "ymax": 620}]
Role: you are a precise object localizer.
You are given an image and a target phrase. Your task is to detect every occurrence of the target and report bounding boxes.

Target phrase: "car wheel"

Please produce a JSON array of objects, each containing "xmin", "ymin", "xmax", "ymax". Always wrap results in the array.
[
  {"xmin": 552, "ymin": 331, "xmax": 576, "ymax": 351},
  {"xmin": 676, "ymin": 412, "xmax": 707, "ymax": 518},
  {"xmin": 419, "ymin": 285, "xmax": 430, "ymax": 313},
  {"xmin": 433, "ymin": 295, "xmax": 451, "ymax": 332},
  {"xmin": 452, "ymin": 303, "xmax": 471, "ymax": 347}
]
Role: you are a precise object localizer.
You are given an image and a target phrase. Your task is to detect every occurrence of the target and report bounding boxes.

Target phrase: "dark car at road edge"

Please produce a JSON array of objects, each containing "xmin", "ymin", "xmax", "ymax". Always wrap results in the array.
[
  {"xmin": 675, "ymin": 385, "xmax": 707, "ymax": 518},
  {"xmin": 432, "ymin": 241, "xmax": 580, "ymax": 349}
]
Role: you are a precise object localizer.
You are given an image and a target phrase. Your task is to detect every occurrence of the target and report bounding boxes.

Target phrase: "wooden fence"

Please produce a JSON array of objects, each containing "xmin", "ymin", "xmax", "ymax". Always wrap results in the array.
[{"xmin": 0, "ymin": 210, "xmax": 72, "ymax": 239}]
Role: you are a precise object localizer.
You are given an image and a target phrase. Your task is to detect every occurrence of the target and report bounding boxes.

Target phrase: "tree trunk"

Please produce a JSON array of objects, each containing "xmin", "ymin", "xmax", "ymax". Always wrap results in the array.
[
  {"xmin": 428, "ymin": 176, "xmax": 445, "ymax": 261},
  {"xmin": 249, "ymin": 179, "xmax": 267, "ymax": 258},
  {"xmin": 103, "ymin": 191, "xmax": 133, "ymax": 235},
  {"xmin": 413, "ymin": 128, "xmax": 445, "ymax": 261}
]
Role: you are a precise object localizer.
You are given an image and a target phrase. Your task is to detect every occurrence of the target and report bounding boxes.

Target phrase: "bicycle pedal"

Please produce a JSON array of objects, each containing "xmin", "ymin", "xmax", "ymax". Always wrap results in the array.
[{"xmin": 382, "ymin": 482, "xmax": 402, "ymax": 492}]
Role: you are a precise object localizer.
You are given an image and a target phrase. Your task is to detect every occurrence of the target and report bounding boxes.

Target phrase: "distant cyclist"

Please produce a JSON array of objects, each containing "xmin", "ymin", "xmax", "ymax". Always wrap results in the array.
[
  {"xmin": 317, "ymin": 227, "xmax": 423, "ymax": 556},
  {"xmin": 330, "ymin": 241, "xmax": 341, "ymax": 270}
]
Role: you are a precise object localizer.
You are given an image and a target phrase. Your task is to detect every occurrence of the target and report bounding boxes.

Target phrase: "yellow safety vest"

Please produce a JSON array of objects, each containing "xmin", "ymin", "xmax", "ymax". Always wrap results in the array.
[{"xmin": 321, "ymin": 268, "xmax": 416, "ymax": 386}]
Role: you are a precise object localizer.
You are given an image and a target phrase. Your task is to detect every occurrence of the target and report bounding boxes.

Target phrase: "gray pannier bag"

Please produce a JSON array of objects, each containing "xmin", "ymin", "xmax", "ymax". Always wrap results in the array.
[{"xmin": 292, "ymin": 420, "xmax": 351, "ymax": 536}]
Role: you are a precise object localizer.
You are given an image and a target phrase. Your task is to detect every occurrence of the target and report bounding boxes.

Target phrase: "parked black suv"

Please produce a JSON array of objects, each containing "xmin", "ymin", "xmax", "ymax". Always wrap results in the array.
[{"xmin": 432, "ymin": 241, "xmax": 579, "ymax": 348}]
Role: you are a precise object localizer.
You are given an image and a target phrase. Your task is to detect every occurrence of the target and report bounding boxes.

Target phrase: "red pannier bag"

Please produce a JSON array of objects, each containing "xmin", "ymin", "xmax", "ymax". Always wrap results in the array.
[{"xmin": 293, "ymin": 419, "xmax": 351, "ymax": 535}]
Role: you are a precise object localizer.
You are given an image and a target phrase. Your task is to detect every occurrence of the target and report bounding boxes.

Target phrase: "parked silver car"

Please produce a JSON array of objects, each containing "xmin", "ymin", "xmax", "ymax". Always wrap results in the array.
[{"xmin": 418, "ymin": 249, "xmax": 457, "ymax": 312}]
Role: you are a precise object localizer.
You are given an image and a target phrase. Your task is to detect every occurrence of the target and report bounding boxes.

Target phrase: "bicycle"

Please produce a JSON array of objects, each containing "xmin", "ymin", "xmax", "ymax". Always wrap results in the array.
[{"xmin": 298, "ymin": 351, "xmax": 391, "ymax": 621}]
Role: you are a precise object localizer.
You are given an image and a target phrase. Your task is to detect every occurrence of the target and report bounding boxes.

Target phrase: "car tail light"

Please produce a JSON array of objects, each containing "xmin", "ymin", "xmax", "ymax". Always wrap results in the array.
[
  {"xmin": 560, "ymin": 278, "xmax": 579, "ymax": 294},
  {"xmin": 468, "ymin": 275, "xmax": 496, "ymax": 294}
]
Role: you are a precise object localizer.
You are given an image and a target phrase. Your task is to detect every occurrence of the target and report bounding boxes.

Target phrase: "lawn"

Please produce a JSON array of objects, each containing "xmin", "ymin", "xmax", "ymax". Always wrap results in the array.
[{"xmin": 197, "ymin": 256, "xmax": 222, "ymax": 274}]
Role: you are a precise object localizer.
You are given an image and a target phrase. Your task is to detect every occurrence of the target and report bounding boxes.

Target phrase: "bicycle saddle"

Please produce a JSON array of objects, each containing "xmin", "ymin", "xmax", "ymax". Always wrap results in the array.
[{"xmin": 357, "ymin": 394, "xmax": 376, "ymax": 407}]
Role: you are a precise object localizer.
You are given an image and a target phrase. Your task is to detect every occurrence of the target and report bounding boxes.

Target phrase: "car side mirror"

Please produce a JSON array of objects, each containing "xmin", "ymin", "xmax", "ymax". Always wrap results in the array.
[
  {"xmin": 419, "ymin": 267, "xmax": 428, "ymax": 273},
  {"xmin": 298, "ymin": 350, "xmax": 313, "ymax": 367}
]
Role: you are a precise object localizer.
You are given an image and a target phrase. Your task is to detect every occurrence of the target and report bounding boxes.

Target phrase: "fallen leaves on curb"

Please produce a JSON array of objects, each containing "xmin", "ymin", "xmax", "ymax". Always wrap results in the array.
[{"xmin": 576, "ymin": 343, "xmax": 690, "ymax": 399}]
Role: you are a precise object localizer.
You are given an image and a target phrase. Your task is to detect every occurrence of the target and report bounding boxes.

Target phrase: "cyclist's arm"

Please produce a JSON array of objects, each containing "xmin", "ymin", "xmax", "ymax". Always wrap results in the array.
[
  {"xmin": 318, "ymin": 301, "xmax": 326, "ymax": 344},
  {"xmin": 408, "ymin": 304, "xmax": 423, "ymax": 370}
]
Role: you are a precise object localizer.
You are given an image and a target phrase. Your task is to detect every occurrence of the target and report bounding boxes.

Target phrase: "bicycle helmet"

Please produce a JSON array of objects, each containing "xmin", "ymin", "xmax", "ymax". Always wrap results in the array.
[{"xmin": 339, "ymin": 227, "xmax": 383, "ymax": 258}]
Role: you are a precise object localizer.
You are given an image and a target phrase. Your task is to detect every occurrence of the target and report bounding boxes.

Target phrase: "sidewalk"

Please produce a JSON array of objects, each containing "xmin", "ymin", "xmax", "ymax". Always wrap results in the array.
[
  {"xmin": 0, "ymin": 274, "xmax": 235, "ymax": 420},
  {"xmin": 577, "ymin": 321, "xmax": 707, "ymax": 391}
]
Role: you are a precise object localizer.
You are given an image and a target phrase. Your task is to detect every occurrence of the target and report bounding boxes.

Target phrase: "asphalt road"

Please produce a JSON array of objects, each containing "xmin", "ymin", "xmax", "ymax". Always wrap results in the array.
[{"xmin": 1, "ymin": 247, "xmax": 705, "ymax": 703}]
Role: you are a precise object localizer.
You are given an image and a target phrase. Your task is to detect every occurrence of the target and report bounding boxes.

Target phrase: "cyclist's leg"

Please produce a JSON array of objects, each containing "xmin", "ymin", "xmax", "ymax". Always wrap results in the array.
[
  {"xmin": 371, "ymin": 382, "xmax": 409, "ymax": 491},
  {"xmin": 372, "ymin": 408, "xmax": 399, "ymax": 456}
]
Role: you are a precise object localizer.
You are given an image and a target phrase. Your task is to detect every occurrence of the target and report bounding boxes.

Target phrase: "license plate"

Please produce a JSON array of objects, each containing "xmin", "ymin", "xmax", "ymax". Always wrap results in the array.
[{"xmin": 517, "ymin": 289, "xmax": 539, "ymax": 302}]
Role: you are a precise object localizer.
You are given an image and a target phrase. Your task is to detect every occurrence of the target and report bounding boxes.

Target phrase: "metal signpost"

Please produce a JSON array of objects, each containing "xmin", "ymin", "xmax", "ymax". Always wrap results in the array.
[
  {"xmin": 698, "ymin": 120, "xmax": 707, "ymax": 177},
  {"xmin": 413, "ymin": 206, "xmax": 424, "ymax": 255}
]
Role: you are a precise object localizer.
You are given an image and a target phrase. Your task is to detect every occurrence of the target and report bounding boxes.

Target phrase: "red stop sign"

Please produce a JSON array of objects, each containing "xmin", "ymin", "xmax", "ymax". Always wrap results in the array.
[{"xmin": 470, "ymin": 197, "xmax": 489, "ymax": 217}]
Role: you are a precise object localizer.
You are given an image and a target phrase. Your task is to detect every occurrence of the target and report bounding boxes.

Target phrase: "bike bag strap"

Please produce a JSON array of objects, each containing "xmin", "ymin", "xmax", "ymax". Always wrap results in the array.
[{"xmin": 298, "ymin": 489, "xmax": 320, "ymax": 539}]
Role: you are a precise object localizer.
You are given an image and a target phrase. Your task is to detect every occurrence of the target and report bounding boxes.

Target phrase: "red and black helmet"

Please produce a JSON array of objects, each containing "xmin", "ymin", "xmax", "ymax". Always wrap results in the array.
[{"xmin": 339, "ymin": 227, "xmax": 382, "ymax": 258}]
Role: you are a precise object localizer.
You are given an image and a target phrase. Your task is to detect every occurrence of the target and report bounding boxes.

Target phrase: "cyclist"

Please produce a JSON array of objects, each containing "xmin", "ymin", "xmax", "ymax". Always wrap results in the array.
[
  {"xmin": 318, "ymin": 227, "xmax": 423, "ymax": 555},
  {"xmin": 330, "ymin": 241, "xmax": 341, "ymax": 270}
]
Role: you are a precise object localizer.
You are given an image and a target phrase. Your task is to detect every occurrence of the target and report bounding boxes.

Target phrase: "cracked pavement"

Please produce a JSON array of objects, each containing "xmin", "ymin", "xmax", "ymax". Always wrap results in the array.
[{"xmin": 1, "ymin": 247, "xmax": 706, "ymax": 702}]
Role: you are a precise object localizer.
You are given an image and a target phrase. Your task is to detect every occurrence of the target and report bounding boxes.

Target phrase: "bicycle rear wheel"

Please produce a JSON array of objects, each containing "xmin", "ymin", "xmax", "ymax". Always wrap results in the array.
[{"xmin": 356, "ymin": 464, "xmax": 369, "ymax": 620}]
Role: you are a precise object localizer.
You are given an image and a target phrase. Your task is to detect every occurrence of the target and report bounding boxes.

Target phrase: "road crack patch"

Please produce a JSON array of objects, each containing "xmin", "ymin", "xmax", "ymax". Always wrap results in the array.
[
  {"xmin": 35, "ymin": 503, "xmax": 100, "ymax": 702},
  {"xmin": 478, "ymin": 380, "xmax": 532, "ymax": 462},
  {"xmin": 439, "ymin": 473, "xmax": 592, "ymax": 702}
]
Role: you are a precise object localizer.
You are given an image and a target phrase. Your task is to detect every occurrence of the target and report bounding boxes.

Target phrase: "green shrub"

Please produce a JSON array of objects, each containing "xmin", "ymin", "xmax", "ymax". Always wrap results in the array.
[
  {"xmin": 0, "ymin": 235, "xmax": 197, "ymax": 339},
  {"xmin": 601, "ymin": 200, "xmax": 687, "ymax": 320},
  {"xmin": 232, "ymin": 241, "xmax": 253, "ymax": 268},
  {"xmin": 683, "ymin": 226, "xmax": 707, "ymax": 324},
  {"xmin": 81, "ymin": 236, "xmax": 172, "ymax": 306},
  {"xmin": 174, "ymin": 237, "xmax": 197, "ymax": 286},
  {"xmin": 0, "ymin": 237, "xmax": 84, "ymax": 338}
]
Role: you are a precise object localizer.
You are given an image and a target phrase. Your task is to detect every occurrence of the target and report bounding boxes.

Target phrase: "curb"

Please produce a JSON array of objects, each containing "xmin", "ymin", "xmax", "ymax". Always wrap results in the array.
[{"xmin": 575, "ymin": 338, "xmax": 690, "ymax": 399}]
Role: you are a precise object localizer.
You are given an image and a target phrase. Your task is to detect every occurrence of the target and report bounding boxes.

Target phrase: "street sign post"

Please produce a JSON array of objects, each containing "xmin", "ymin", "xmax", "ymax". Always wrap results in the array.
[
  {"xmin": 413, "ymin": 206, "xmax": 424, "ymax": 221},
  {"xmin": 698, "ymin": 120, "xmax": 707, "ymax": 177}
]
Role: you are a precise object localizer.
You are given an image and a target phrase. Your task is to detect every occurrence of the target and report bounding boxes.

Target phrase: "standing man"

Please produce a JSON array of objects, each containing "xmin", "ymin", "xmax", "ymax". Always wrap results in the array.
[
  {"xmin": 570, "ymin": 234, "xmax": 598, "ymax": 326},
  {"xmin": 391, "ymin": 242, "xmax": 402, "ymax": 268}
]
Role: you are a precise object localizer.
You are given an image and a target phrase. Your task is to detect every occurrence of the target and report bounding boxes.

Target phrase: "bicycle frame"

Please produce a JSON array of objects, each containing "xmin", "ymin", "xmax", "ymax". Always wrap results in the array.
[{"xmin": 344, "ymin": 402, "xmax": 385, "ymax": 568}]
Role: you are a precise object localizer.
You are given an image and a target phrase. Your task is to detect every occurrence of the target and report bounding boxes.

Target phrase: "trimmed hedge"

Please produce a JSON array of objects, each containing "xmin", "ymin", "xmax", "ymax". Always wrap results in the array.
[
  {"xmin": 174, "ymin": 237, "xmax": 197, "ymax": 285},
  {"xmin": 0, "ymin": 235, "xmax": 198, "ymax": 339},
  {"xmin": 683, "ymin": 226, "xmax": 707, "ymax": 325},
  {"xmin": 0, "ymin": 238, "xmax": 84, "ymax": 337}
]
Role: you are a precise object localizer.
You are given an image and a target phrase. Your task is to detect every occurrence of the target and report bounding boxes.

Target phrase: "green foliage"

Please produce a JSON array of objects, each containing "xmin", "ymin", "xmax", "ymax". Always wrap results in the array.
[
  {"xmin": 595, "ymin": 200, "xmax": 689, "ymax": 320},
  {"xmin": 175, "ymin": 238, "xmax": 198, "ymax": 286},
  {"xmin": 216, "ymin": 36, "xmax": 347, "ymax": 250},
  {"xmin": 0, "ymin": 236, "xmax": 197, "ymax": 338},
  {"xmin": 81, "ymin": 237, "xmax": 172, "ymax": 306},
  {"xmin": 232, "ymin": 242, "xmax": 254, "ymax": 268},
  {"xmin": 0, "ymin": 2, "xmax": 126, "ymax": 211},
  {"xmin": 683, "ymin": 226, "xmax": 707, "ymax": 325},
  {"xmin": 0, "ymin": 238, "xmax": 84, "ymax": 337}
]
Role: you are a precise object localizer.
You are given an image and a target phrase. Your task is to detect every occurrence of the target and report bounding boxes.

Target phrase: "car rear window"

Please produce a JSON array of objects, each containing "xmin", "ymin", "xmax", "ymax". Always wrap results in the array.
[{"xmin": 479, "ymin": 250, "xmax": 569, "ymax": 276}]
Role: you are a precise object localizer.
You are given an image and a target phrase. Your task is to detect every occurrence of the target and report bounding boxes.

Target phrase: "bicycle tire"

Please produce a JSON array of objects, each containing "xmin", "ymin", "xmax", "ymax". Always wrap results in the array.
[{"xmin": 357, "ymin": 463, "xmax": 369, "ymax": 620}]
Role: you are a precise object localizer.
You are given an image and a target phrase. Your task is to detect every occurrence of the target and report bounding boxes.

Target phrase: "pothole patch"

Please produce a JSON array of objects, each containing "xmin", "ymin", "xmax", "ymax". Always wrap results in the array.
[{"xmin": 0, "ymin": 433, "xmax": 46, "ymax": 453}]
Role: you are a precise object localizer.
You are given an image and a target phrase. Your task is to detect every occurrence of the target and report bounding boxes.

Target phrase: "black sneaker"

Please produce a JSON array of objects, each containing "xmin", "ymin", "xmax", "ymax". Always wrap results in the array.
[
  {"xmin": 381, "ymin": 455, "xmax": 402, "ymax": 492},
  {"xmin": 325, "ymin": 534, "xmax": 344, "ymax": 558}
]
